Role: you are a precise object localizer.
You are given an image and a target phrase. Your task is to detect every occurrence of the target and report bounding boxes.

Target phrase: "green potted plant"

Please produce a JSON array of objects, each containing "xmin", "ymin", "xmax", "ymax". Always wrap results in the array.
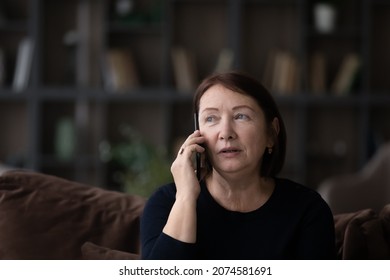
[{"xmin": 100, "ymin": 124, "xmax": 172, "ymax": 197}]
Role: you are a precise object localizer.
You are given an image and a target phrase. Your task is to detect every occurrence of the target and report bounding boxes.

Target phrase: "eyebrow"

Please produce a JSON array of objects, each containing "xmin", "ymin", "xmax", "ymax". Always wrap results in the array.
[
  {"xmin": 200, "ymin": 105, "xmax": 256, "ymax": 114},
  {"xmin": 232, "ymin": 105, "xmax": 256, "ymax": 112}
]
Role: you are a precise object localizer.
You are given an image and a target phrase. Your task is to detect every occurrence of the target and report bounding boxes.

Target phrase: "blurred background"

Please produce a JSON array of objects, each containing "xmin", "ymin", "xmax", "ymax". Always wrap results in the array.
[{"xmin": 0, "ymin": 0, "xmax": 389, "ymax": 197}]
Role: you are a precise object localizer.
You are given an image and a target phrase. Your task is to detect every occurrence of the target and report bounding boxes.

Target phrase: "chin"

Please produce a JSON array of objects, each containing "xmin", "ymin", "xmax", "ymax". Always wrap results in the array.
[{"xmin": 215, "ymin": 165, "xmax": 244, "ymax": 175}]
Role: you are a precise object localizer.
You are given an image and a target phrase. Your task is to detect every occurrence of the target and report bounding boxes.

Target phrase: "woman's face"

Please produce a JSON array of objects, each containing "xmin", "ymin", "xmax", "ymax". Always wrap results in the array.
[{"xmin": 198, "ymin": 84, "xmax": 276, "ymax": 177}]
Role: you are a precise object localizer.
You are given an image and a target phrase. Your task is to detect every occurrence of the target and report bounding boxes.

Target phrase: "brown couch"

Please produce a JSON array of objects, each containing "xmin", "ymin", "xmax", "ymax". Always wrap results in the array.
[
  {"xmin": 0, "ymin": 170, "xmax": 389, "ymax": 259},
  {"xmin": 318, "ymin": 142, "xmax": 390, "ymax": 215},
  {"xmin": 334, "ymin": 206, "xmax": 390, "ymax": 259},
  {"xmin": 0, "ymin": 170, "xmax": 145, "ymax": 260}
]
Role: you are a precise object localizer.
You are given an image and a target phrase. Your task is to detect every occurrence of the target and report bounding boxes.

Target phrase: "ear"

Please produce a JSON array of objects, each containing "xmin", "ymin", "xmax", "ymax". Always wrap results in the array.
[
  {"xmin": 268, "ymin": 117, "xmax": 280, "ymax": 147},
  {"xmin": 272, "ymin": 117, "xmax": 280, "ymax": 135}
]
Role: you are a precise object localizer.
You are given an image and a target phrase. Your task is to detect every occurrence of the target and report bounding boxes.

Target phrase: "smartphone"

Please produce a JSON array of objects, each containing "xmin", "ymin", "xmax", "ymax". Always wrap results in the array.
[{"xmin": 194, "ymin": 112, "xmax": 201, "ymax": 181}]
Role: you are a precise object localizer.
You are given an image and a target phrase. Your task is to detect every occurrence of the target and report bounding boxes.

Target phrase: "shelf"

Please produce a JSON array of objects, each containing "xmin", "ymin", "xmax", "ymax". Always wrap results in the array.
[
  {"xmin": 107, "ymin": 22, "xmax": 162, "ymax": 34},
  {"xmin": 305, "ymin": 28, "xmax": 362, "ymax": 39},
  {"xmin": 0, "ymin": 89, "xmax": 30, "ymax": 100},
  {"xmin": 0, "ymin": 87, "xmax": 193, "ymax": 102},
  {"xmin": 4, "ymin": 87, "xmax": 388, "ymax": 105},
  {"xmin": 0, "ymin": 20, "xmax": 28, "ymax": 32}
]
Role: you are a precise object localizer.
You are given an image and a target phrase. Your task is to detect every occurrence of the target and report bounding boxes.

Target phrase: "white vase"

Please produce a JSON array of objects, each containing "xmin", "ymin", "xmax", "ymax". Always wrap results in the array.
[{"xmin": 314, "ymin": 3, "xmax": 337, "ymax": 34}]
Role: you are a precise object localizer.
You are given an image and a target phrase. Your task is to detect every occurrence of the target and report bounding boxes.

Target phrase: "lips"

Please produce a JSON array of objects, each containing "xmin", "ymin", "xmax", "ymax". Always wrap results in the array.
[{"xmin": 219, "ymin": 147, "xmax": 241, "ymax": 154}]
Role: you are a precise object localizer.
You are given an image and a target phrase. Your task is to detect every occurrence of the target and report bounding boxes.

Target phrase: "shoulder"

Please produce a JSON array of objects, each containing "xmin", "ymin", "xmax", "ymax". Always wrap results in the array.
[
  {"xmin": 274, "ymin": 178, "xmax": 331, "ymax": 213},
  {"xmin": 152, "ymin": 182, "xmax": 177, "ymax": 198},
  {"xmin": 145, "ymin": 182, "xmax": 177, "ymax": 209},
  {"xmin": 276, "ymin": 178, "xmax": 322, "ymax": 200}
]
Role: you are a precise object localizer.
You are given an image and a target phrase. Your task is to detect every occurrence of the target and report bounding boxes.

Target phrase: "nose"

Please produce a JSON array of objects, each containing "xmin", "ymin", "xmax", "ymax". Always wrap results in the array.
[{"xmin": 219, "ymin": 118, "xmax": 236, "ymax": 140}]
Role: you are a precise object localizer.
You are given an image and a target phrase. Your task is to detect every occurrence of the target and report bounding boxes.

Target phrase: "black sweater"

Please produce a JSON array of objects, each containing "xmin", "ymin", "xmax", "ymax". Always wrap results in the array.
[{"xmin": 141, "ymin": 178, "xmax": 336, "ymax": 259}]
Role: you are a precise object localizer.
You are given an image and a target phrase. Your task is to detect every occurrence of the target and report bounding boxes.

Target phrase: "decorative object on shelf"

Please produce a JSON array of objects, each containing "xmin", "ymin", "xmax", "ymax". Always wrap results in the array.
[
  {"xmin": 214, "ymin": 48, "xmax": 234, "ymax": 73},
  {"xmin": 115, "ymin": 0, "xmax": 134, "ymax": 17},
  {"xmin": 112, "ymin": 0, "xmax": 162, "ymax": 26},
  {"xmin": 313, "ymin": 1, "xmax": 337, "ymax": 34},
  {"xmin": 99, "ymin": 124, "xmax": 171, "ymax": 197},
  {"xmin": 330, "ymin": 52, "xmax": 360, "ymax": 96},
  {"xmin": 114, "ymin": 0, "xmax": 138, "ymax": 23},
  {"xmin": 54, "ymin": 117, "xmax": 76, "ymax": 162},
  {"xmin": 263, "ymin": 49, "xmax": 300, "ymax": 95},
  {"xmin": 171, "ymin": 46, "xmax": 198, "ymax": 93},
  {"xmin": 12, "ymin": 38, "xmax": 35, "ymax": 92},
  {"xmin": 103, "ymin": 48, "xmax": 140, "ymax": 92}
]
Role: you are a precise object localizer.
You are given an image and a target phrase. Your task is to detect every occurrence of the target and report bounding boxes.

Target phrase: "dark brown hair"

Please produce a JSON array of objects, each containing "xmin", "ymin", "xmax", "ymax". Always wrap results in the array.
[{"xmin": 193, "ymin": 71, "xmax": 287, "ymax": 177}]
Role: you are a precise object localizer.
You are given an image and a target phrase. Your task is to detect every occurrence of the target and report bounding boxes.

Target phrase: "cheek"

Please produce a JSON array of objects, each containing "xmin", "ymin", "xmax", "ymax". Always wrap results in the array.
[
  {"xmin": 202, "ymin": 134, "xmax": 213, "ymax": 150},
  {"xmin": 200, "ymin": 127, "xmax": 217, "ymax": 142},
  {"xmin": 200, "ymin": 130, "xmax": 218, "ymax": 158},
  {"xmin": 246, "ymin": 128, "xmax": 269, "ymax": 151}
]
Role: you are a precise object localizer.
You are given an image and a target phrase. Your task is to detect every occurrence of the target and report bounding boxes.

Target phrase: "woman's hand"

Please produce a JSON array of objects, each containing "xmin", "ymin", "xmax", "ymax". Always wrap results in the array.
[
  {"xmin": 162, "ymin": 130, "xmax": 205, "ymax": 243},
  {"xmin": 170, "ymin": 130, "xmax": 205, "ymax": 201}
]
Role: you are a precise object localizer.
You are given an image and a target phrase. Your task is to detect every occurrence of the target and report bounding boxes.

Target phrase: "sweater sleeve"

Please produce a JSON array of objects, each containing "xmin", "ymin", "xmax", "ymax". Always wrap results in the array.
[
  {"xmin": 140, "ymin": 183, "xmax": 197, "ymax": 259},
  {"xmin": 295, "ymin": 193, "xmax": 337, "ymax": 259}
]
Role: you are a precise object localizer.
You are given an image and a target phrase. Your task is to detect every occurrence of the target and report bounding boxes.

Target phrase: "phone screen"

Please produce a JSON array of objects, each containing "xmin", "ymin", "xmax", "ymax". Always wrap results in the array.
[{"xmin": 194, "ymin": 113, "xmax": 201, "ymax": 181}]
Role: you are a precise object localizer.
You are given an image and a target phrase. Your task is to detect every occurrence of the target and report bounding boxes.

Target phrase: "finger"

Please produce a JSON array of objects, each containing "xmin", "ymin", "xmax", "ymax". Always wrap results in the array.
[
  {"xmin": 179, "ymin": 133, "xmax": 204, "ymax": 154},
  {"xmin": 185, "ymin": 133, "xmax": 202, "ymax": 145},
  {"xmin": 178, "ymin": 143, "xmax": 205, "ymax": 156}
]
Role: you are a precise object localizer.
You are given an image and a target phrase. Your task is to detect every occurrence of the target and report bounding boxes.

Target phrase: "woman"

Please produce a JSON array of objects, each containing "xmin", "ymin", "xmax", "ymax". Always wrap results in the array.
[{"xmin": 141, "ymin": 71, "xmax": 336, "ymax": 259}]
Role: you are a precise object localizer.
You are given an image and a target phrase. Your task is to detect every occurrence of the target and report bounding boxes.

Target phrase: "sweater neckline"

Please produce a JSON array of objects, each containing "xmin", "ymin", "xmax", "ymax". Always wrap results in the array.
[{"xmin": 200, "ymin": 178, "xmax": 279, "ymax": 218}]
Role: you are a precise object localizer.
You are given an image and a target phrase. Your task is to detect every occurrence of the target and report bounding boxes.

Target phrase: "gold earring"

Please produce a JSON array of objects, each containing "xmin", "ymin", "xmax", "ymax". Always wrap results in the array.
[{"xmin": 268, "ymin": 147, "xmax": 273, "ymax": 154}]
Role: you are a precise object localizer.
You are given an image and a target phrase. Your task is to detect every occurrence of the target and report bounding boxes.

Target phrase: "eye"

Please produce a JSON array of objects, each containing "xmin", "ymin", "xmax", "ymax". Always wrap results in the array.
[
  {"xmin": 205, "ymin": 115, "xmax": 216, "ymax": 123},
  {"xmin": 235, "ymin": 113, "xmax": 249, "ymax": 120}
]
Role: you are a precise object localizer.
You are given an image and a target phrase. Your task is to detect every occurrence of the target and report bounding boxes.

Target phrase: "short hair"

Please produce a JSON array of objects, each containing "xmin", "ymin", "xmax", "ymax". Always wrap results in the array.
[{"xmin": 193, "ymin": 71, "xmax": 287, "ymax": 177}]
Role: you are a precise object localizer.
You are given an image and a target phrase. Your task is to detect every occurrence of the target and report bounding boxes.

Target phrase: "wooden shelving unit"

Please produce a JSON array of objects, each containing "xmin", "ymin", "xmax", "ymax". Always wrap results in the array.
[{"xmin": 1, "ymin": 0, "xmax": 390, "ymax": 191}]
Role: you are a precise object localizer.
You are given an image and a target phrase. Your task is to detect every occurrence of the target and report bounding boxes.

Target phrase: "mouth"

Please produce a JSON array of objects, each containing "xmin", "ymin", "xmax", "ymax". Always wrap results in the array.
[{"xmin": 219, "ymin": 148, "xmax": 242, "ymax": 154}]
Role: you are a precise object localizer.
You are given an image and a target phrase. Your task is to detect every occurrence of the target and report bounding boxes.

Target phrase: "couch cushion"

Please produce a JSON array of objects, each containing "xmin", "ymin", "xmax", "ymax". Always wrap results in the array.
[
  {"xmin": 334, "ymin": 208, "xmax": 389, "ymax": 259},
  {"xmin": 81, "ymin": 242, "xmax": 139, "ymax": 260},
  {"xmin": 379, "ymin": 204, "xmax": 390, "ymax": 252},
  {"xmin": 0, "ymin": 171, "xmax": 145, "ymax": 259},
  {"xmin": 359, "ymin": 218, "xmax": 389, "ymax": 259}
]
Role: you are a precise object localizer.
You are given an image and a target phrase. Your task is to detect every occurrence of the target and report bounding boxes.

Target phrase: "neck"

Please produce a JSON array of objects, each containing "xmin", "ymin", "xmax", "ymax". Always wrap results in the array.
[{"xmin": 206, "ymin": 171, "xmax": 274, "ymax": 212}]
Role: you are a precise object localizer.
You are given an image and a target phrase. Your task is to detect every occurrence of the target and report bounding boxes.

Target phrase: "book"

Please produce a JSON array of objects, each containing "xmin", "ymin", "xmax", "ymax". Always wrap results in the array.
[
  {"xmin": 262, "ymin": 49, "xmax": 277, "ymax": 90},
  {"xmin": 282, "ymin": 52, "xmax": 300, "ymax": 94},
  {"xmin": 286, "ymin": 54, "xmax": 300, "ymax": 94},
  {"xmin": 266, "ymin": 50, "xmax": 299, "ymax": 95},
  {"xmin": 330, "ymin": 53, "xmax": 360, "ymax": 96},
  {"xmin": 104, "ymin": 48, "xmax": 139, "ymax": 92},
  {"xmin": 12, "ymin": 38, "xmax": 35, "ymax": 92},
  {"xmin": 309, "ymin": 51, "xmax": 326, "ymax": 95},
  {"xmin": 271, "ymin": 51, "xmax": 289, "ymax": 93},
  {"xmin": 171, "ymin": 47, "xmax": 197, "ymax": 93}
]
